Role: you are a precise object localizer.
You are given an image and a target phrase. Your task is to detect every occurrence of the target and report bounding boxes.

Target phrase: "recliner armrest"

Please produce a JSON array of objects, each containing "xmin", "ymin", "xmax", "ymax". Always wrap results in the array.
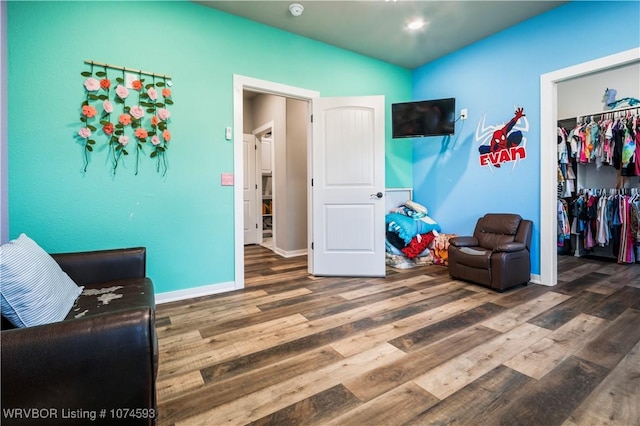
[
  {"xmin": 52, "ymin": 247, "xmax": 146, "ymax": 285},
  {"xmin": 449, "ymin": 236, "xmax": 479, "ymax": 247},
  {"xmin": 493, "ymin": 242, "xmax": 526, "ymax": 253},
  {"xmin": 1, "ymin": 308, "xmax": 156, "ymax": 425}
]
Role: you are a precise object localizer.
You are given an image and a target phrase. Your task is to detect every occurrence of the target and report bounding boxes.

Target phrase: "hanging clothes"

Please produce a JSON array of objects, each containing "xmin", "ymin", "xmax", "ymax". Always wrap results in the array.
[
  {"xmin": 558, "ymin": 199, "xmax": 571, "ymax": 247},
  {"xmin": 572, "ymin": 189, "xmax": 640, "ymax": 264},
  {"xmin": 563, "ymin": 108, "xmax": 639, "ymax": 177}
]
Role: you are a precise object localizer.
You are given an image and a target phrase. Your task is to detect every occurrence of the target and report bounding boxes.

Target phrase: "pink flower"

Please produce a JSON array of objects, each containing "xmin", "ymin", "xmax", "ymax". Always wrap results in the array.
[
  {"xmin": 118, "ymin": 114, "xmax": 131, "ymax": 126},
  {"xmin": 118, "ymin": 135, "xmax": 129, "ymax": 146},
  {"xmin": 84, "ymin": 77, "xmax": 100, "ymax": 91},
  {"xmin": 103, "ymin": 100, "xmax": 113, "ymax": 114},
  {"xmin": 151, "ymin": 135, "xmax": 160, "ymax": 146},
  {"xmin": 129, "ymin": 105, "xmax": 144, "ymax": 120},
  {"xmin": 162, "ymin": 88, "xmax": 171, "ymax": 98},
  {"xmin": 78, "ymin": 127, "xmax": 91, "ymax": 138},
  {"xmin": 157, "ymin": 108, "xmax": 171, "ymax": 121},
  {"xmin": 147, "ymin": 87, "xmax": 158, "ymax": 101},
  {"xmin": 115, "ymin": 85, "xmax": 129, "ymax": 99},
  {"xmin": 162, "ymin": 129, "xmax": 171, "ymax": 142},
  {"xmin": 134, "ymin": 128, "xmax": 148, "ymax": 139}
]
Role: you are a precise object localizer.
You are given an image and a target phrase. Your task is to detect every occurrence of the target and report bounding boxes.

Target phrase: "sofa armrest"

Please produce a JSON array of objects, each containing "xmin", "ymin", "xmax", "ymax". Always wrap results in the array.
[
  {"xmin": 52, "ymin": 247, "xmax": 146, "ymax": 285},
  {"xmin": 449, "ymin": 236, "xmax": 479, "ymax": 247},
  {"xmin": 493, "ymin": 242, "xmax": 526, "ymax": 253},
  {"xmin": 1, "ymin": 308, "xmax": 156, "ymax": 425}
]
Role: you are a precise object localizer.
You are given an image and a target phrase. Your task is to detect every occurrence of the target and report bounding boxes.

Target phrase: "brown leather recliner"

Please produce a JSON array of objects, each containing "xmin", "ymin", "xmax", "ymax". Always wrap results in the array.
[{"xmin": 448, "ymin": 213, "xmax": 532, "ymax": 292}]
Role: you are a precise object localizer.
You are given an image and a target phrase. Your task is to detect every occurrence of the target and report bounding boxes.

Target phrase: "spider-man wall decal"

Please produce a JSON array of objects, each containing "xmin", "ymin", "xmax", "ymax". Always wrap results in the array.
[{"xmin": 476, "ymin": 107, "xmax": 529, "ymax": 169}]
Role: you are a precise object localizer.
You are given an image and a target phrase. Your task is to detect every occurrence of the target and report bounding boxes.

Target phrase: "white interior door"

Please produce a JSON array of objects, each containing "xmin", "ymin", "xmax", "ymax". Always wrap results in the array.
[
  {"xmin": 311, "ymin": 95, "xmax": 385, "ymax": 277},
  {"xmin": 243, "ymin": 133, "xmax": 258, "ymax": 245}
]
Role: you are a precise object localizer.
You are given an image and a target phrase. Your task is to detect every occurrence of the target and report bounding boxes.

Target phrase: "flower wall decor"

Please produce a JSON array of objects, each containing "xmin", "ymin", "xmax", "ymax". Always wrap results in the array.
[{"xmin": 77, "ymin": 61, "xmax": 174, "ymax": 176}]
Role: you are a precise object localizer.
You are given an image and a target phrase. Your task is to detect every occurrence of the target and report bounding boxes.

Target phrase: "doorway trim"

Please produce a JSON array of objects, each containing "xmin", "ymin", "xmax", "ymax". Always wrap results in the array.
[
  {"xmin": 539, "ymin": 47, "xmax": 640, "ymax": 286},
  {"xmin": 233, "ymin": 75, "xmax": 319, "ymax": 290}
]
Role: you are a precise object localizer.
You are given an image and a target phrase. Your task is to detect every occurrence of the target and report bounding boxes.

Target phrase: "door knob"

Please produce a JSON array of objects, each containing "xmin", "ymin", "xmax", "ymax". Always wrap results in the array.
[{"xmin": 371, "ymin": 192, "xmax": 383, "ymax": 199}]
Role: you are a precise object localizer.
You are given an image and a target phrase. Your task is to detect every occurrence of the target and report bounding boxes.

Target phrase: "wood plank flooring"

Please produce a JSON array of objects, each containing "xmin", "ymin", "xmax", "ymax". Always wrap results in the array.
[{"xmin": 155, "ymin": 245, "xmax": 640, "ymax": 426}]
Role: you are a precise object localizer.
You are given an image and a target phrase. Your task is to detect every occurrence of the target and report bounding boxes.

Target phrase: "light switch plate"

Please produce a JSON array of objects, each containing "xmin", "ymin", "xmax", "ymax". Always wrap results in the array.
[{"xmin": 221, "ymin": 173, "xmax": 234, "ymax": 186}]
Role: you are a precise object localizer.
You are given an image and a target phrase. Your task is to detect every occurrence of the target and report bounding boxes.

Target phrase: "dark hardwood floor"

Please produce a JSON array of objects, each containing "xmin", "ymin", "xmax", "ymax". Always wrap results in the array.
[{"xmin": 155, "ymin": 245, "xmax": 640, "ymax": 425}]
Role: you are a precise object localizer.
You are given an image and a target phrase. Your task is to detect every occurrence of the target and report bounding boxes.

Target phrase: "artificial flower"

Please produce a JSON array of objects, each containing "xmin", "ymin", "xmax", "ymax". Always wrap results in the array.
[
  {"xmin": 100, "ymin": 78, "xmax": 111, "ymax": 90},
  {"xmin": 118, "ymin": 113, "xmax": 132, "ymax": 126},
  {"xmin": 129, "ymin": 105, "xmax": 145, "ymax": 120},
  {"xmin": 118, "ymin": 135, "xmax": 130, "ymax": 146},
  {"xmin": 131, "ymin": 80, "xmax": 143, "ymax": 91},
  {"xmin": 150, "ymin": 115, "xmax": 159, "ymax": 126},
  {"xmin": 115, "ymin": 85, "xmax": 129, "ymax": 99},
  {"xmin": 147, "ymin": 87, "xmax": 158, "ymax": 101},
  {"xmin": 134, "ymin": 128, "xmax": 148, "ymax": 139},
  {"xmin": 162, "ymin": 129, "xmax": 171, "ymax": 142},
  {"xmin": 162, "ymin": 88, "xmax": 171, "ymax": 98},
  {"xmin": 103, "ymin": 100, "xmax": 113, "ymax": 114},
  {"xmin": 83, "ymin": 77, "xmax": 100, "ymax": 91},
  {"xmin": 82, "ymin": 105, "xmax": 97, "ymax": 118},
  {"xmin": 151, "ymin": 135, "xmax": 160, "ymax": 146},
  {"xmin": 157, "ymin": 108, "xmax": 171, "ymax": 121},
  {"xmin": 78, "ymin": 127, "xmax": 91, "ymax": 138},
  {"xmin": 102, "ymin": 123, "xmax": 114, "ymax": 136}
]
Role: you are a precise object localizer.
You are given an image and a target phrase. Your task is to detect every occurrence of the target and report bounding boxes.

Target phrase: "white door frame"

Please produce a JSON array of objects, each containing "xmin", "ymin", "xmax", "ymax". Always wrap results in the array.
[
  {"xmin": 539, "ymin": 47, "xmax": 640, "ymax": 286},
  {"xmin": 233, "ymin": 75, "xmax": 319, "ymax": 290}
]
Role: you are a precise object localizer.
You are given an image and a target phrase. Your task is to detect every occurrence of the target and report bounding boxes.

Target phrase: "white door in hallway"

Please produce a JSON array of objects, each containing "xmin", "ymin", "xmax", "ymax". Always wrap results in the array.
[
  {"xmin": 243, "ymin": 133, "xmax": 258, "ymax": 245},
  {"xmin": 311, "ymin": 95, "xmax": 386, "ymax": 277}
]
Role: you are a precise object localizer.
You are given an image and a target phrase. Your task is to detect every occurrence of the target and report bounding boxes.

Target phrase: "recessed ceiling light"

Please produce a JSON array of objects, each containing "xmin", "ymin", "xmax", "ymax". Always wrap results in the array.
[{"xmin": 406, "ymin": 19, "xmax": 426, "ymax": 31}]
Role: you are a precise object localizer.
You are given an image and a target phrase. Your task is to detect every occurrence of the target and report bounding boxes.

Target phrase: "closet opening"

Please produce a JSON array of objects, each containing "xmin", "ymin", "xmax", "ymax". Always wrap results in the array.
[{"xmin": 550, "ymin": 53, "xmax": 640, "ymax": 281}]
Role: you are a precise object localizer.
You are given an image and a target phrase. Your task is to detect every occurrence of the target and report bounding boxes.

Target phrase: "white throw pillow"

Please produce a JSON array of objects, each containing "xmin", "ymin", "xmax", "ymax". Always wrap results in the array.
[{"xmin": 0, "ymin": 234, "xmax": 83, "ymax": 328}]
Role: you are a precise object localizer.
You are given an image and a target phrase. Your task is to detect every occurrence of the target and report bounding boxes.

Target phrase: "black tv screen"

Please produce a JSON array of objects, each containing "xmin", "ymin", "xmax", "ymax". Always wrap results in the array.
[{"xmin": 392, "ymin": 98, "xmax": 456, "ymax": 138}]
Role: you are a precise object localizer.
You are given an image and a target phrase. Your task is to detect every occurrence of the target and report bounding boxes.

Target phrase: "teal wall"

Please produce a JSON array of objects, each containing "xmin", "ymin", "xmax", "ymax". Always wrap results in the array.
[
  {"xmin": 7, "ymin": 1, "xmax": 412, "ymax": 294},
  {"xmin": 411, "ymin": 0, "xmax": 640, "ymax": 276}
]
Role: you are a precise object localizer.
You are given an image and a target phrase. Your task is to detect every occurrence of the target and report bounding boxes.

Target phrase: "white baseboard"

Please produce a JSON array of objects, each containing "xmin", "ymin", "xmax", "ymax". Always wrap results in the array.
[
  {"xmin": 155, "ymin": 280, "xmax": 237, "ymax": 304},
  {"xmin": 155, "ymin": 271, "xmax": 548, "ymax": 305},
  {"xmin": 529, "ymin": 273, "xmax": 548, "ymax": 286},
  {"xmin": 273, "ymin": 247, "xmax": 308, "ymax": 258}
]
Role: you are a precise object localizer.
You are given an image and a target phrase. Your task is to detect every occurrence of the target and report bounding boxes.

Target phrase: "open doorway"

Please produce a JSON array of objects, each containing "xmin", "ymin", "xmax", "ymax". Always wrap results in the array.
[
  {"xmin": 539, "ymin": 48, "xmax": 640, "ymax": 286},
  {"xmin": 234, "ymin": 77, "xmax": 387, "ymax": 288},
  {"xmin": 243, "ymin": 91, "xmax": 309, "ymax": 258},
  {"xmin": 233, "ymin": 76, "xmax": 319, "ymax": 290},
  {"xmin": 250, "ymin": 121, "xmax": 274, "ymax": 251}
]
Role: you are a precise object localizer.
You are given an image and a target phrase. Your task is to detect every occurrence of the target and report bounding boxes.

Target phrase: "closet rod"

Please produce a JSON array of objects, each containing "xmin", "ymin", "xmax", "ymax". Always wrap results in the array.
[
  {"xmin": 578, "ymin": 187, "xmax": 639, "ymax": 195},
  {"xmin": 84, "ymin": 60, "xmax": 171, "ymax": 79},
  {"xmin": 574, "ymin": 104, "xmax": 639, "ymax": 121}
]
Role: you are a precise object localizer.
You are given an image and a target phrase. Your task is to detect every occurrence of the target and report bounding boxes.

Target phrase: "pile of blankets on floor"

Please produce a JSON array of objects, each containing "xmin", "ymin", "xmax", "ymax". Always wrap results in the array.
[{"xmin": 385, "ymin": 200, "xmax": 456, "ymax": 269}]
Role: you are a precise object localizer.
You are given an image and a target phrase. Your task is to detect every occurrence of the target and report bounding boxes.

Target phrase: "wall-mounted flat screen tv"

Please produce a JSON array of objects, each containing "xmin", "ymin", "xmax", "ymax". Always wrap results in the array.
[{"xmin": 392, "ymin": 97, "xmax": 456, "ymax": 138}]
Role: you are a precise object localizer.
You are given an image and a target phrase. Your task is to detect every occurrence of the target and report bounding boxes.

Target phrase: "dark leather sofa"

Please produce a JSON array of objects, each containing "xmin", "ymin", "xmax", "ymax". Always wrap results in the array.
[
  {"xmin": 448, "ymin": 214, "xmax": 533, "ymax": 292},
  {"xmin": 1, "ymin": 247, "xmax": 158, "ymax": 425}
]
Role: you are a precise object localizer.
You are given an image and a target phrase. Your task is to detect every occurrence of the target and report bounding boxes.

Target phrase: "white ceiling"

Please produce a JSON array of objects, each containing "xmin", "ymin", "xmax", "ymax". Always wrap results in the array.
[{"xmin": 194, "ymin": 0, "xmax": 567, "ymax": 69}]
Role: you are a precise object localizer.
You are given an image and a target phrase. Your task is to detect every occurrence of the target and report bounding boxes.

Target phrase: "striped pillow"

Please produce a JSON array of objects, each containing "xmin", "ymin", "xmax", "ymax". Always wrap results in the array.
[{"xmin": 0, "ymin": 234, "xmax": 83, "ymax": 328}]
